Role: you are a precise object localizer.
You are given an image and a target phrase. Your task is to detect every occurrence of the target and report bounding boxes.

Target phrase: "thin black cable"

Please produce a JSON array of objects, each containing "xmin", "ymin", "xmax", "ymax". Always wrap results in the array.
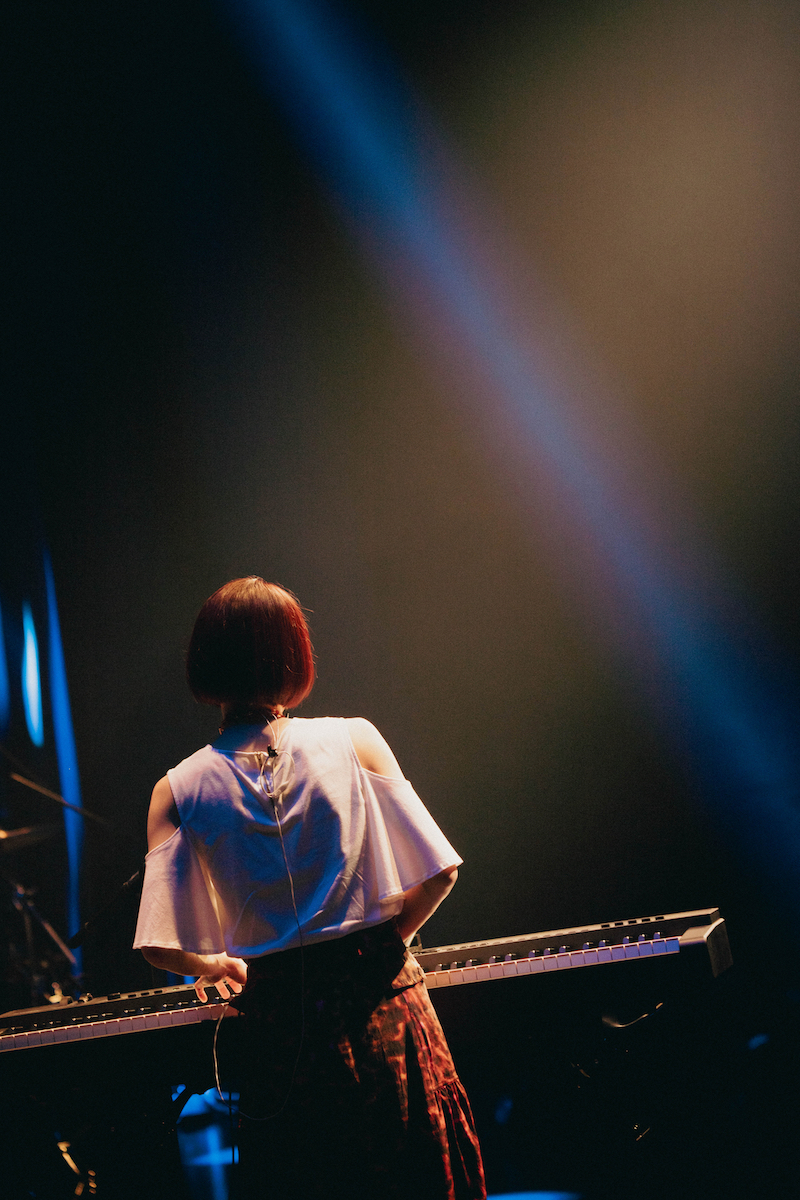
[{"xmin": 211, "ymin": 735, "xmax": 307, "ymax": 1125}]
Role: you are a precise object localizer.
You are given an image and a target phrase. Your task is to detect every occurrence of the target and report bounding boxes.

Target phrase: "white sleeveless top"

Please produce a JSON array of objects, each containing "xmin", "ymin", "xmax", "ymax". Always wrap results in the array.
[{"xmin": 133, "ymin": 717, "xmax": 461, "ymax": 959}]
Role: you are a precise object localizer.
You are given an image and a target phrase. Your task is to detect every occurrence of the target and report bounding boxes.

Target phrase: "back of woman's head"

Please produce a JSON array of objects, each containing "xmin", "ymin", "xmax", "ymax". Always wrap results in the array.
[{"xmin": 186, "ymin": 577, "xmax": 315, "ymax": 709}]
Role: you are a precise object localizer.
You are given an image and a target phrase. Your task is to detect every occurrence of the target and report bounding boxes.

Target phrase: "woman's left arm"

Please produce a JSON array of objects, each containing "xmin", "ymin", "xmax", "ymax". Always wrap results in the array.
[
  {"xmin": 146, "ymin": 775, "xmax": 180, "ymax": 849},
  {"xmin": 141, "ymin": 945, "xmax": 247, "ymax": 1002},
  {"xmin": 141, "ymin": 776, "xmax": 248, "ymax": 1001}
]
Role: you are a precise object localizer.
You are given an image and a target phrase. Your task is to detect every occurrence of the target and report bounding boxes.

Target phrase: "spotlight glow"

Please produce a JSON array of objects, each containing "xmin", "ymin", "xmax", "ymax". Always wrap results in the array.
[
  {"xmin": 21, "ymin": 602, "xmax": 43, "ymax": 746},
  {"xmin": 44, "ymin": 551, "xmax": 84, "ymax": 969},
  {"xmin": 222, "ymin": 0, "xmax": 800, "ymax": 898},
  {"xmin": 0, "ymin": 599, "xmax": 9, "ymax": 734}
]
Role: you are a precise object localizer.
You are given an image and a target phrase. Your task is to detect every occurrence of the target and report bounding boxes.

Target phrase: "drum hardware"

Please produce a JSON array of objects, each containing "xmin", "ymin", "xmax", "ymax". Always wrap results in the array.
[{"xmin": 0, "ymin": 824, "xmax": 63, "ymax": 853}]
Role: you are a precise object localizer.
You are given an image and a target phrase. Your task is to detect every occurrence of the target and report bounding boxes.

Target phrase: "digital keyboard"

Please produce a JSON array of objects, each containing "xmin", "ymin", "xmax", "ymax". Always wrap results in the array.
[
  {"xmin": 414, "ymin": 906, "xmax": 731, "ymax": 989},
  {"xmin": 0, "ymin": 907, "xmax": 729, "ymax": 1052},
  {"xmin": 0, "ymin": 983, "xmax": 238, "ymax": 1053}
]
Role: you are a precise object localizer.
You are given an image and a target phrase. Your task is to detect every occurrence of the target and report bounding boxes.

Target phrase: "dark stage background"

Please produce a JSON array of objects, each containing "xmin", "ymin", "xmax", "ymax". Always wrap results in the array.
[{"xmin": 4, "ymin": 2, "xmax": 800, "ymax": 1196}]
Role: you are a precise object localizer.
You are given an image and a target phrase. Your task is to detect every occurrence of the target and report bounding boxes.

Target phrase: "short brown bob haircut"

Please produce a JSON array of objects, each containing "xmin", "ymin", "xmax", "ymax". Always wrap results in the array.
[{"xmin": 186, "ymin": 578, "xmax": 315, "ymax": 709}]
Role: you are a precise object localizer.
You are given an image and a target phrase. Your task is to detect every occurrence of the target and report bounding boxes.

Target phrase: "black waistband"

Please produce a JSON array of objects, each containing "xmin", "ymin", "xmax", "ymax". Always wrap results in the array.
[{"xmin": 245, "ymin": 917, "xmax": 404, "ymax": 981}]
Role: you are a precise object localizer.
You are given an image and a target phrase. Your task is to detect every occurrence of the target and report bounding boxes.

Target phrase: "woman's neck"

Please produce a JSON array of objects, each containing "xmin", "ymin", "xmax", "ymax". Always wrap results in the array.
[
  {"xmin": 215, "ymin": 708, "xmax": 291, "ymax": 754},
  {"xmin": 218, "ymin": 703, "xmax": 286, "ymax": 732}
]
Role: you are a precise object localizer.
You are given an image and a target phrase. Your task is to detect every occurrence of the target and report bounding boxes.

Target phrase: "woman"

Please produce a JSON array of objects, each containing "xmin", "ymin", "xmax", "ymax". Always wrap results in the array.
[{"xmin": 134, "ymin": 577, "xmax": 485, "ymax": 1200}]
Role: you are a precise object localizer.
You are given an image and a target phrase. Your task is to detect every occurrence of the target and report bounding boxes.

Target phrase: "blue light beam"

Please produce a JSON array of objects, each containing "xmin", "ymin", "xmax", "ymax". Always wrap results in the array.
[
  {"xmin": 44, "ymin": 551, "xmax": 84, "ymax": 974},
  {"xmin": 221, "ymin": 0, "xmax": 800, "ymax": 897},
  {"xmin": 0, "ymin": 599, "xmax": 9, "ymax": 734},
  {"xmin": 21, "ymin": 602, "xmax": 44, "ymax": 747}
]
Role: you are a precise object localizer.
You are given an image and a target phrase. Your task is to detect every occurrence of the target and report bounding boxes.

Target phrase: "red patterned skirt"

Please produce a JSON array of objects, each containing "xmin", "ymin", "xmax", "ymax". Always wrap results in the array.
[{"xmin": 232, "ymin": 920, "xmax": 486, "ymax": 1200}]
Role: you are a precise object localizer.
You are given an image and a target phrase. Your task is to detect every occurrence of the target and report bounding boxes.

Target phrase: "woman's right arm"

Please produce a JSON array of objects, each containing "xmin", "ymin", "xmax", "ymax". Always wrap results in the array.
[
  {"xmin": 396, "ymin": 866, "xmax": 459, "ymax": 945},
  {"xmin": 347, "ymin": 718, "xmax": 460, "ymax": 943},
  {"xmin": 346, "ymin": 717, "xmax": 405, "ymax": 778}
]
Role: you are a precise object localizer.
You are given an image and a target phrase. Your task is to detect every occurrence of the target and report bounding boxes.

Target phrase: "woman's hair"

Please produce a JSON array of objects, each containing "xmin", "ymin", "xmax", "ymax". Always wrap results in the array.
[{"xmin": 186, "ymin": 577, "xmax": 315, "ymax": 709}]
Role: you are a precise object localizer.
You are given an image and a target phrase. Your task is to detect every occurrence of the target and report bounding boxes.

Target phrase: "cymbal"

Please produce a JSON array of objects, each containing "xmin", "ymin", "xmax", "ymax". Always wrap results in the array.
[{"xmin": 0, "ymin": 824, "xmax": 62, "ymax": 854}]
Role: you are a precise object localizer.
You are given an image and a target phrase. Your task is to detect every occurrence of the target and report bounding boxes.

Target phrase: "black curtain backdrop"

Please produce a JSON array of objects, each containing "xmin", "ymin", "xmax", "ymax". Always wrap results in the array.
[{"xmin": 4, "ymin": 11, "xmax": 800, "ymax": 1184}]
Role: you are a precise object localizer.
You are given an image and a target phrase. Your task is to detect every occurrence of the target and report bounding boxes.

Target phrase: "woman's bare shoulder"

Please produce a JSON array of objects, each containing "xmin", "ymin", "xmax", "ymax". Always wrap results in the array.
[
  {"xmin": 345, "ymin": 717, "xmax": 404, "ymax": 780},
  {"xmin": 147, "ymin": 775, "xmax": 179, "ymax": 851}
]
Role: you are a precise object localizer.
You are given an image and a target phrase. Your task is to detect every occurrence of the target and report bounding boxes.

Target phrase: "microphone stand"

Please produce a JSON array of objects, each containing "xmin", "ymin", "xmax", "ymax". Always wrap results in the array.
[
  {"xmin": 2, "ymin": 747, "xmax": 143, "ymax": 997},
  {"xmin": 7, "ymin": 774, "xmax": 145, "ymax": 950},
  {"xmin": 67, "ymin": 870, "xmax": 143, "ymax": 949},
  {"xmin": 8, "ymin": 877, "xmax": 77, "ymax": 966}
]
